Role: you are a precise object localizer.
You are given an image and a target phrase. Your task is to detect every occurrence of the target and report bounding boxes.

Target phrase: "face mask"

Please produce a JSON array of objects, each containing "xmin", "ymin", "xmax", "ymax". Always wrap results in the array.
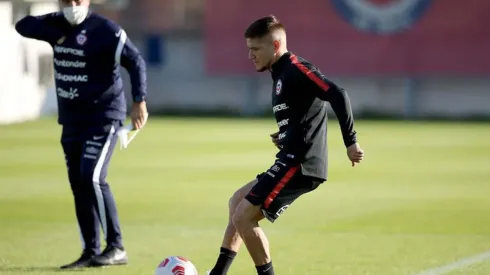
[{"xmin": 63, "ymin": 6, "xmax": 89, "ymax": 25}]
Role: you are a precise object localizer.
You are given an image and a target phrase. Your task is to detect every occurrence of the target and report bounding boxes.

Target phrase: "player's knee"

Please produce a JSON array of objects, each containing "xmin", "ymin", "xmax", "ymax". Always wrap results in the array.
[
  {"xmin": 228, "ymin": 196, "xmax": 236, "ymax": 213},
  {"xmin": 232, "ymin": 210, "xmax": 262, "ymax": 230},
  {"xmin": 231, "ymin": 201, "xmax": 248, "ymax": 229},
  {"xmin": 231, "ymin": 211, "xmax": 246, "ymax": 230},
  {"xmin": 228, "ymin": 191, "xmax": 242, "ymax": 213},
  {"xmin": 232, "ymin": 200, "xmax": 262, "ymax": 229}
]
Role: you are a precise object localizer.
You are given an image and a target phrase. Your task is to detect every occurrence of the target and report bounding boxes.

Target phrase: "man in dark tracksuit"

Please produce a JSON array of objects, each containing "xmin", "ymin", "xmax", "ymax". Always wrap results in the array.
[{"xmin": 15, "ymin": 0, "xmax": 148, "ymax": 269}]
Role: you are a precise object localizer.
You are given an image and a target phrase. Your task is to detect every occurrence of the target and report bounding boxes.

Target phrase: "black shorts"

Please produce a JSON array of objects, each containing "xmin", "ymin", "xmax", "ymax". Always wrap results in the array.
[{"xmin": 245, "ymin": 159, "xmax": 323, "ymax": 223}]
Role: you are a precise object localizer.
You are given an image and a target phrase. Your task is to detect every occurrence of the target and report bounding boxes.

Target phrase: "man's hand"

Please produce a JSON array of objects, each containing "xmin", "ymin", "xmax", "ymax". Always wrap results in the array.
[
  {"xmin": 347, "ymin": 143, "xmax": 364, "ymax": 167},
  {"xmin": 270, "ymin": 131, "xmax": 280, "ymax": 149},
  {"xmin": 131, "ymin": 101, "xmax": 148, "ymax": 130}
]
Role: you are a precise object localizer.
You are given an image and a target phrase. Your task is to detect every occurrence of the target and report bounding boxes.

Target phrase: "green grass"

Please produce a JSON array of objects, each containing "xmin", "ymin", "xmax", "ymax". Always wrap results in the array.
[{"xmin": 0, "ymin": 117, "xmax": 489, "ymax": 275}]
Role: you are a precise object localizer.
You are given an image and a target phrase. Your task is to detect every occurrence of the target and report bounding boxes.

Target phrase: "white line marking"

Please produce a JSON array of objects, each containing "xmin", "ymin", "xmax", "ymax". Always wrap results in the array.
[{"xmin": 411, "ymin": 250, "xmax": 490, "ymax": 275}]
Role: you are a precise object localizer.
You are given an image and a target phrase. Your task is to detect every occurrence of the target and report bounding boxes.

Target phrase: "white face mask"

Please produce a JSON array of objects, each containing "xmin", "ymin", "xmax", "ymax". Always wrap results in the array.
[{"xmin": 63, "ymin": 6, "xmax": 89, "ymax": 25}]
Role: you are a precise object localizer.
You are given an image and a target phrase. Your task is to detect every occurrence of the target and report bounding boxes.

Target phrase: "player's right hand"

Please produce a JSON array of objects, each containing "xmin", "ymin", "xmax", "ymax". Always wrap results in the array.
[
  {"xmin": 270, "ymin": 131, "xmax": 280, "ymax": 149},
  {"xmin": 347, "ymin": 143, "xmax": 364, "ymax": 167}
]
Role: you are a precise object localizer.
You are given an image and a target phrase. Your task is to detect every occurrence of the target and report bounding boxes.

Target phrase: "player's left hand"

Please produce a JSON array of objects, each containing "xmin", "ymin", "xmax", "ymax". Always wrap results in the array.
[
  {"xmin": 131, "ymin": 101, "xmax": 148, "ymax": 130},
  {"xmin": 347, "ymin": 143, "xmax": 364, "ymax": 167},
  {"xmin": 270, "ymin": 131, "xmax": 281, "ymax": 149}
]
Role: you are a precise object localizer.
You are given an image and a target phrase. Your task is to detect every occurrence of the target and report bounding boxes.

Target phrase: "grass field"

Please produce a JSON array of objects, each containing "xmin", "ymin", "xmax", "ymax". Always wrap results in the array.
[{"xmin": 0, "ymin": 117, "xmax": 489, "ymax": 275}]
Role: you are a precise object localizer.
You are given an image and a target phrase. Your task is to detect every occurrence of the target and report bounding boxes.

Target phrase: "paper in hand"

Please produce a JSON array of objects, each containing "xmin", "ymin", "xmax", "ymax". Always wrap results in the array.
[{"xmin": 117, "ymin": 123, "xmax": 140, "ymax": 149}]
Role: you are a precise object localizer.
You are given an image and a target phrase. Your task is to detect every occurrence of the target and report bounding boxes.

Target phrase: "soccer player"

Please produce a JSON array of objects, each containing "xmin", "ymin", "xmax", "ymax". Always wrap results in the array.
[
  {"xmin": 208, "ymin": 15, "xmax": 364, "ymax": 275},
  {"xmin": 15, "ymin": 0, "xmax": 148, "ymax": 269}
]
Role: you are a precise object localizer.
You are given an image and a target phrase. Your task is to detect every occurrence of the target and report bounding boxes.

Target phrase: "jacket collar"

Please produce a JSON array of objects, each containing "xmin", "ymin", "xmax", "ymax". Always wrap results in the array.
[{"xmin": 270, "ymin": 52, "xmax": 292, "ymax": 79}]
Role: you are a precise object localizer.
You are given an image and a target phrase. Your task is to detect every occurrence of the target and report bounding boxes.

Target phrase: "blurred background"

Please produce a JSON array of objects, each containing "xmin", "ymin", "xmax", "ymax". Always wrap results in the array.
[
  {"xmin": 1, "ymin": 0, "xmax": 489, "ymax": 123},
  {"xmin": 1, "ymin": 1, "xmax": 490, "ymax": 275}
]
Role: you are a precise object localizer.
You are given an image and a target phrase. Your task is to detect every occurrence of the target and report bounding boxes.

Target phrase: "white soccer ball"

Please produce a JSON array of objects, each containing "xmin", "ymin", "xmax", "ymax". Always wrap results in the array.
[{"xmin": 155, "ymin": 256, "xmax": 198, "ymax": 275}]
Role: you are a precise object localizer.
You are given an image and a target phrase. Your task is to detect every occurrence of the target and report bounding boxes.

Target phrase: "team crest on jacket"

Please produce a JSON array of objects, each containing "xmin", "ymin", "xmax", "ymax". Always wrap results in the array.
[
  {"xmin": 330, "ymin": 0, "xmax": 432, "ymax": 35},
  {"xmin": 76, "ymin": 30, "xmax": 87, "ymax": 45},
  {"xmin": 275, "ymin": 80, "xmax": 282, "ymax": 95}
]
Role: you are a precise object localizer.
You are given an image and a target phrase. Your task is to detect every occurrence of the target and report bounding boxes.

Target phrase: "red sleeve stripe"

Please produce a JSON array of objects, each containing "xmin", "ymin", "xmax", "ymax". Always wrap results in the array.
[{"xmin": 290, "ymin": 54, "xmax": 330, "ymax": 92}]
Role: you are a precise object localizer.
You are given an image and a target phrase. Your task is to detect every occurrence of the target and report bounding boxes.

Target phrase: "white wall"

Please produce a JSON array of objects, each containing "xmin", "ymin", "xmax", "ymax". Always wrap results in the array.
[{"xmin": 0, "ymin": 1, "xmax": 58, "ymax": 125}]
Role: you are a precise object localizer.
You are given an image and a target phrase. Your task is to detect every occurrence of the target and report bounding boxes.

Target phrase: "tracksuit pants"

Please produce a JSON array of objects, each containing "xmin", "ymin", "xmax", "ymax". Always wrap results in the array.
[{"xmin": 60, "ymin": 120, "xmax": 124, "ymax": 254}]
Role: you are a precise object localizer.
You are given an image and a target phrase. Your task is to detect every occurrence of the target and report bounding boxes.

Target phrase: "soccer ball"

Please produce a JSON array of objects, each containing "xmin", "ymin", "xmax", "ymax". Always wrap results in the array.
[{"xmin": 155, "ymin": 256, "xmax": 198, "ymax": 275}]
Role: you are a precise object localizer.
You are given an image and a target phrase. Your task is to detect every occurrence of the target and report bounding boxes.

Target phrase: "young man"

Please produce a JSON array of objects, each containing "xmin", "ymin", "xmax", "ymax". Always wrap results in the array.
[
  {"xmin": 15, "ymin": 0, "xmax": 148, "ymax": 269},
  {"xmin": 208, "ymin": 15, "xmax": 364, "ymax": 275}
]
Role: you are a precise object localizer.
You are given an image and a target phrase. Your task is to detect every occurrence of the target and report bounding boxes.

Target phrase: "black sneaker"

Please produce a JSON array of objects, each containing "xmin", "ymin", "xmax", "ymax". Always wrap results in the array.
[
  {"xmin": 91, "ymin": 245, "xmax": 128, "ymax": 266},
  {"xmin": 60, "ymin": 251, "xmax": 95, "ymax": 269}
]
